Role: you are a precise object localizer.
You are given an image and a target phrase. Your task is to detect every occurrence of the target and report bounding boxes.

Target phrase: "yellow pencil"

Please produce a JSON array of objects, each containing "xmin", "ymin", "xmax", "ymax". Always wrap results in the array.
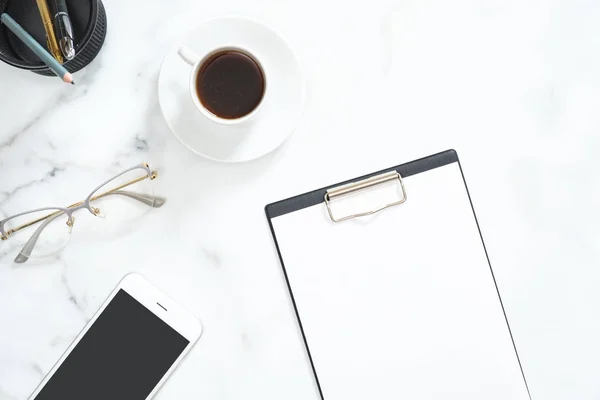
[{"xmin": 35, "ymin": 0, "xmax": 63, "ymax": 63}]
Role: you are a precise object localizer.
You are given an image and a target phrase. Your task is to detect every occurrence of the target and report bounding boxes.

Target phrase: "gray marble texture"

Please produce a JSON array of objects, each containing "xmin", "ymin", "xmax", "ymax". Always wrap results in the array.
[{"xmin": 1, "ymin": 0, "xmax": 599, "ymax": 398}]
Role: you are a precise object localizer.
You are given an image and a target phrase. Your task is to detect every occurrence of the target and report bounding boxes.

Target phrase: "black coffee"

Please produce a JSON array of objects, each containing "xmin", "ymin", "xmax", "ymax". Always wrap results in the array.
[{"xmin": 195, "ymin": 50, "xmax": 265, "ymax": 120}]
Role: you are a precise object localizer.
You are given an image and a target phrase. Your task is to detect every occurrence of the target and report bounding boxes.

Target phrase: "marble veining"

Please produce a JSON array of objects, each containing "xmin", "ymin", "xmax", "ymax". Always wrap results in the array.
[{"xmin": 1, "ymin": 0, "xmax": 600, "ymax": 399}]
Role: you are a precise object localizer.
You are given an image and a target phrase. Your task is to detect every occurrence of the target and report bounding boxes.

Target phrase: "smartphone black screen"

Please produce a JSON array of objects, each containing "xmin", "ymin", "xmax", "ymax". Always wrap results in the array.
[{"xmin": 34, "ymin": 289, "xmax": 189, "ymax": 400}]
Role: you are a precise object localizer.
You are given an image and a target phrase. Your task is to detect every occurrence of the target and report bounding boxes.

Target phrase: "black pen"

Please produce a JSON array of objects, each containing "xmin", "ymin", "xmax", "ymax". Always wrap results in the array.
[{"xmin": 51, "ymin": 0, "xmax": 75, "ymax": 60}]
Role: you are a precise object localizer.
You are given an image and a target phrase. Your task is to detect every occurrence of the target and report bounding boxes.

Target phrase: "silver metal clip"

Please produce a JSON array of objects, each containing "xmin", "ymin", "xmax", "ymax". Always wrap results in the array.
[{"xmin": 324, "ymin": 171, "xmax": 407, "ymax": 222}]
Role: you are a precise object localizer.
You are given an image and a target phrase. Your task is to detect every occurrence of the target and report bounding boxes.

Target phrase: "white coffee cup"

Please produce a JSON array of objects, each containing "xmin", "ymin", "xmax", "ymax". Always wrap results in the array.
[{"xmin": 177, "ymin": 46, "xmax": 267, "ymax": 126}]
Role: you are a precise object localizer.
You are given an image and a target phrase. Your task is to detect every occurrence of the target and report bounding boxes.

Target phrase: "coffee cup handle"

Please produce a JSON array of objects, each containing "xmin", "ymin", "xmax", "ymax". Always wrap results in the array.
[{"xmin": 177, "ymin": 46, "xmax": 200, "ymax": 66}]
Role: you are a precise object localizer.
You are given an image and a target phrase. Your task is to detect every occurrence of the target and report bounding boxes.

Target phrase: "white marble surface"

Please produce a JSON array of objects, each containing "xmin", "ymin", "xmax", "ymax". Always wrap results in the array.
[{"xmin": 1, "ymin": 0, "xmax": 599, "ymax": 399}]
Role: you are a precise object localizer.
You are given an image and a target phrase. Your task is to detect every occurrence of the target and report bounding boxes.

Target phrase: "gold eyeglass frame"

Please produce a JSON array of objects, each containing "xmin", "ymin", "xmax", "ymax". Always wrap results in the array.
[{"xmin": 0, "ymin": 163, "xmax": 163, "ymax": 263}]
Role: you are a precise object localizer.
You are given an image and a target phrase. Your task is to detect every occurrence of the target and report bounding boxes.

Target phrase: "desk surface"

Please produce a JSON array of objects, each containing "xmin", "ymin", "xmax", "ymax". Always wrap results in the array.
[{"xmin": 1, "ymin": 0, "xmax": 599, "ymax": 399}]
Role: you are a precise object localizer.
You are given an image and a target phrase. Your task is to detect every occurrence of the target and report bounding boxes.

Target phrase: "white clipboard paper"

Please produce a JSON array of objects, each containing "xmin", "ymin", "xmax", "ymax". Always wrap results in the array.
[{"xmin": 266, "ymin": 150, "xmax": 530, "ymax": 400}]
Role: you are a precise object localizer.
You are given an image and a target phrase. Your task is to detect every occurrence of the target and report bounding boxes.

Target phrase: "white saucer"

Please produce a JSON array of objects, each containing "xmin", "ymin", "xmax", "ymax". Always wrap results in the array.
[{"xmin": 158, "ymin": 16, "xmax": 305, "ymax": 162}]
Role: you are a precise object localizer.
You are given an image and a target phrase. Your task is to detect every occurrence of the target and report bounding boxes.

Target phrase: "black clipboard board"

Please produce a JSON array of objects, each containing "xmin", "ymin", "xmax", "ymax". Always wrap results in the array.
[{"xmin": 266, "ymin": 150, "xmax": 531, "ymax": 400}]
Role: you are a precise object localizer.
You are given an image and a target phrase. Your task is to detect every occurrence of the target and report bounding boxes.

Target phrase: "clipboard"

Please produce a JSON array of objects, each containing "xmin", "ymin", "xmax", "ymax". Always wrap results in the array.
[{"xmin": 265, "ymin": 150, "xmax": 531, "ymax": 400}]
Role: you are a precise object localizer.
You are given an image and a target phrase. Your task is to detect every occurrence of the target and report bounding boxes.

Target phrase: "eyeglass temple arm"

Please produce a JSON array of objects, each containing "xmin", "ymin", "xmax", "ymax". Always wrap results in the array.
[
  {"xmin": 13, "ymin": 190, "xmax": 165, "ymax": 263},
  {"xmin": 14, "ymin": 212, "xmax": 64, "ymax": 263},
  {"xmin": 102, "ymin": 190, "xmax": 166, "ymax": 207}
]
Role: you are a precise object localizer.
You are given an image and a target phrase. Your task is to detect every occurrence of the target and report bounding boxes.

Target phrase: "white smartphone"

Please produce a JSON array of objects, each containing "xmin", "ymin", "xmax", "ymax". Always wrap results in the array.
[{"xmin": 29, "ymin": 273, "xmax": 202, "ymax": 400}]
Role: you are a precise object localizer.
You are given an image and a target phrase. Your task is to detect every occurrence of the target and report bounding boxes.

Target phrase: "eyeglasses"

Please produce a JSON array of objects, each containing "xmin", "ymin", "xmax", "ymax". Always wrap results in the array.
[{"xmin": 0, "ymin": 163, "xmax": 165, "ymax": 264}]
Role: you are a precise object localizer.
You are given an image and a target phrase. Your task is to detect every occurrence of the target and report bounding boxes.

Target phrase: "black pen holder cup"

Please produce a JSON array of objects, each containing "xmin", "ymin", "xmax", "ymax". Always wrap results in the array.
[{"xmin": 0, "ymin": 0, "xmax": 107, "ymax": 76}]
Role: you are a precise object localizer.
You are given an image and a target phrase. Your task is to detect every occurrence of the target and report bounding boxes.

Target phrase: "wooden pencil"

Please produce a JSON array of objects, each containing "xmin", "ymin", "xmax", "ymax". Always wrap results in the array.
[{"xmin": 0, "ymin": 13, "xmax": 74, "ymax": 84}]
